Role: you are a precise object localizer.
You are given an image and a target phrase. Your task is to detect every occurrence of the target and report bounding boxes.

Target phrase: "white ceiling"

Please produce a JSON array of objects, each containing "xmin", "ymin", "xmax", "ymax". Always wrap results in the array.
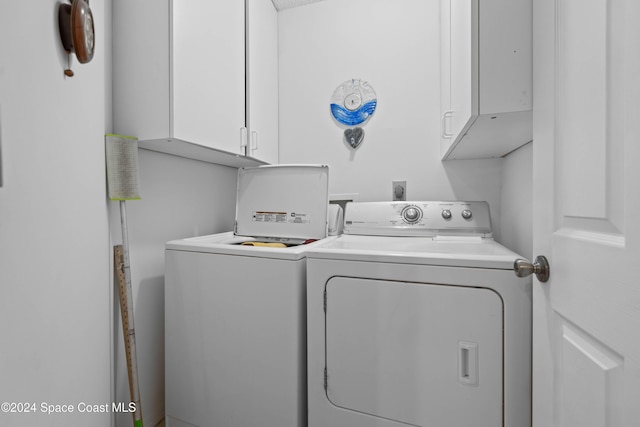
[{"xmin": 271, "ymin": 0, "xmax": 326, "ymax": 11}]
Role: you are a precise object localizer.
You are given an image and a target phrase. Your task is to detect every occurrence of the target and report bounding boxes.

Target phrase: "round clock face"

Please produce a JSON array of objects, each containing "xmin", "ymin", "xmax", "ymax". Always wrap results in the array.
[
  {"xmin": 344, "ymin": 93, "xmax": 362, "ymax": 111},
  {"xmin": 84, "ymin": 12, "xmax": 95, "ymax": 55},
  {"xmin": 71, "ymin": 0, "xmax": 95, "ymax": 64}
]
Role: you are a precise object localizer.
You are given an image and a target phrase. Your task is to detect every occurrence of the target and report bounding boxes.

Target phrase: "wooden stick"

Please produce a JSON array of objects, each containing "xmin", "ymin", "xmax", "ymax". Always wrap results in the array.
[{"xmin": 114, "ymin": 245, "xmax": 144, "ymax": 427}]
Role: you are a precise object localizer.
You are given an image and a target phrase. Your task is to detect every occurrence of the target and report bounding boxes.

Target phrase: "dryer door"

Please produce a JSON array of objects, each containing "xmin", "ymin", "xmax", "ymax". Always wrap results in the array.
[{"xmin": 325, "ymin": 277, "xmax": 503, "ymax": 426}]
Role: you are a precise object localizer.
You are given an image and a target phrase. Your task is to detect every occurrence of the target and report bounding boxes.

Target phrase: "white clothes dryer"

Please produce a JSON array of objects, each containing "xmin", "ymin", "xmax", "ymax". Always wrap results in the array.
[
  {"xmin": 164, "ymin": 165, "xmax": 336, "ymax": 427},
  {"xmin": 306, "ymin": 201, "xmax": 532, "ymax": 427}
]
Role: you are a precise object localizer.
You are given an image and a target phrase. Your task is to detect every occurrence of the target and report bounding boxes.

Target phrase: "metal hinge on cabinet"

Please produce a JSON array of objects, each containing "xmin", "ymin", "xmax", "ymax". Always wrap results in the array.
[{"xmin": 324, "ymin": 367, "xmax": 328, "ymax": 390}]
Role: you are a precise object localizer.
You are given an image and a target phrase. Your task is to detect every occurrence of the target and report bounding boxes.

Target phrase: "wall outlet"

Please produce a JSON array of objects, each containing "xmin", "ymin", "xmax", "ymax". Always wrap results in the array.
[{"xmin": 392, "ymin": 180, "xmax": 406, "ymax": 201}]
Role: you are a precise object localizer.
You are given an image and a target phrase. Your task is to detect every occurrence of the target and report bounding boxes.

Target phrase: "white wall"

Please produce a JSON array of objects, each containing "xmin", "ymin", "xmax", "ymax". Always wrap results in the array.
[
  {"xmin": 110, "ymin": 151, "xmax": 237, "ymax": 426},
  {"xmin": 0, "ymin": 1, "xmax": 112, "ymax": 426},
  {"xmin": 500, "ymin": 143, "xmax": 533, "ymax": 259},
  {"xmin": 278, "ymin": 0, "xmax": 505, "ymax": 239}
]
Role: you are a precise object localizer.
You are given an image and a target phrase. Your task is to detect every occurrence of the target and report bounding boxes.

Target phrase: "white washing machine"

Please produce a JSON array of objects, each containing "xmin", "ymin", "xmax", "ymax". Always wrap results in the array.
[
  {"xmin": 306, "ymin": 201, "xmax": 532, "ymax": 427},
  {"xmin": 164, "ymin": 165, "xmax": 338, "ymax": 427}
]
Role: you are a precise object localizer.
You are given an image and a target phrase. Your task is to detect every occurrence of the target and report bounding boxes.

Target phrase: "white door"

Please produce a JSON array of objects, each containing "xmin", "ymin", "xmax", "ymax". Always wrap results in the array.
[{"xmin": 533, "ymin": 1, "xmax": 640, "ymax": 426}]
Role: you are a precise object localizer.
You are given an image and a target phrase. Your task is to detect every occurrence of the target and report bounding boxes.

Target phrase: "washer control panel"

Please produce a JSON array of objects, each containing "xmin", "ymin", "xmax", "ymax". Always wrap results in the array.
[
  {"xmin": 401, "ymin": 205, "xmax": 422, "ymax": 223},
  {"xmin": 344, "ymin": 201, "xmax": 492, "ymax": 237}
]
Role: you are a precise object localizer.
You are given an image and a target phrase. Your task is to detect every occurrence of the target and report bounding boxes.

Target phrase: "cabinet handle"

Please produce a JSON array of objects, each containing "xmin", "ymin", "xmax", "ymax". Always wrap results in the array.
[
  {"xmin": 240, "ymin": 127, "xmax": 248, "ymax": 155},
  {"xmin": 251, "ymin": 131, "xmax": 258, "ymax": 152},
  {"xmin": 442, "ymin": 111, "xmax": 453, "ymax": 138}
]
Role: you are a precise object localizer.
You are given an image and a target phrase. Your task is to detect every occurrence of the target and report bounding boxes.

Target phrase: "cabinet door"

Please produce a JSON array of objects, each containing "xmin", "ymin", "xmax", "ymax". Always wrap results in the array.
[
  {"xmin": 173, "ymin": 0, "xmax": 246, "ymax": 154},
  {"xmin": 113, "ymin": 0, "xmax": 171, "ymax": 141},
  {"xmin": 246, "ymin": 0, "xmax": 279, "ymax": 164},
  {"xmin": 440, "ymin": 0, "xmax": 452, "ymax": 155},
  {"xmin": 449, "ymin": 0, "xmax": 478, "ymax": 143}
]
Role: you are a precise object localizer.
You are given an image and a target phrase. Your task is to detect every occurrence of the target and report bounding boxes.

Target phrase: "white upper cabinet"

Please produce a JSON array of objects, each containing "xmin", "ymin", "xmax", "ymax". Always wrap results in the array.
[
  {"xmin": 172, "ymin": 1, "xmax": 245, "ymax": 155},
  {"xmin": 246, "ymin": 0, "xmax": 279, "ymax": 164},
  {"xmin": 440, "ymin": 0, "xmax": 532, "ymax": 160},
  {"xmin": 113, "ymin": 0, "xmax": 278, "ymax": 164}
]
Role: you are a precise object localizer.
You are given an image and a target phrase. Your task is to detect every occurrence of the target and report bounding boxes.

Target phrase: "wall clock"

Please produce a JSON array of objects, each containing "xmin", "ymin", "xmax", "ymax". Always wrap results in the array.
[
  {"xmin": 330, "ymin": 79, "xmax": 377, "ymax": 150},
  {"xmin": 58, "ymin": 0, "xmax": 95, "ymax": 76},
  {"xmin": 330, "ymin": 79, "xmax": 377, "ymax": 127}
]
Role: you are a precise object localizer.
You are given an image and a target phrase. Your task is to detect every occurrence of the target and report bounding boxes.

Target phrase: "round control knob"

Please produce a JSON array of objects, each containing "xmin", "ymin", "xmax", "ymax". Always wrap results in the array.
[
  {"xmin": 402, "ymin": 206, "xmax": 422, "ymax": 223},
  {"xmin": 461, "ymin": 209, "xmax": 473, "ymax": 220},
  {"xmin": 441, "ymin": 209, "xmax": 452, "ymax": 219}
]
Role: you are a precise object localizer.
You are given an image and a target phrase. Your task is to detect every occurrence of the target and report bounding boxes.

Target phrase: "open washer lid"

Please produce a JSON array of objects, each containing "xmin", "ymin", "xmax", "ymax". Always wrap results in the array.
[{"xmin": 235, "ymin": 165, "xmax": 330, "ymax": 243}]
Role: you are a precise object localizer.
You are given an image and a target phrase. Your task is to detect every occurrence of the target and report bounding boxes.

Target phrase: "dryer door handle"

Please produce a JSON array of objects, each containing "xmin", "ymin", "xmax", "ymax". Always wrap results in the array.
[{"xmin": 458, "ymin": 341, "xmax": 478, "ymax": 386}]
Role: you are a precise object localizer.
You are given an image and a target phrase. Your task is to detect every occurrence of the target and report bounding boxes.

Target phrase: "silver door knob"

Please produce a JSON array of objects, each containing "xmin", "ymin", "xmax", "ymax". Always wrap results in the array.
[{"xmin": 514, "ymin": 256, "xmax": 550, "ymax": 283}]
